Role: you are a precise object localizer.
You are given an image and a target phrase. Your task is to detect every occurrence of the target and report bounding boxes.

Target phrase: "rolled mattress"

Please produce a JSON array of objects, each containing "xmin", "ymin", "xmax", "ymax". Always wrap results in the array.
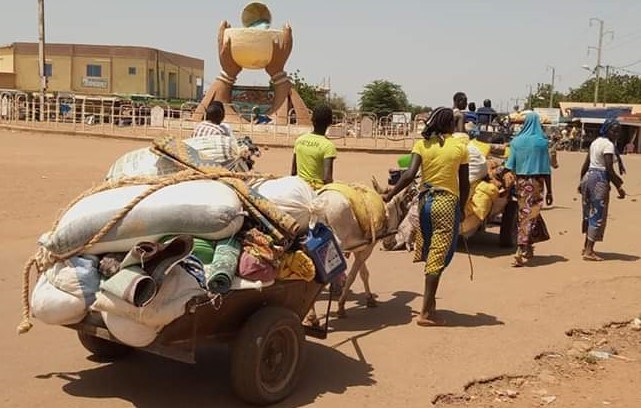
[{"xmin": 40, "ymin": 180, "xmax": 245, "ymax": 255}]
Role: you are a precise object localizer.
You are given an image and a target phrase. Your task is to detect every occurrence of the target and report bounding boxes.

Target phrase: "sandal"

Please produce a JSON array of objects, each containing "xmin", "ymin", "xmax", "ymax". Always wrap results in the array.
[{"xmin": 512, "ymin": 248, "xmax": 527, "ymax": 267}]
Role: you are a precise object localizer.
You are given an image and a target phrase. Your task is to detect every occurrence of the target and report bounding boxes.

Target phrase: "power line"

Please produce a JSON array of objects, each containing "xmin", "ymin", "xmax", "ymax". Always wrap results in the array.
[{"xmin": 619, "ymin": 58, "xmax": 641, "ymax": 69}]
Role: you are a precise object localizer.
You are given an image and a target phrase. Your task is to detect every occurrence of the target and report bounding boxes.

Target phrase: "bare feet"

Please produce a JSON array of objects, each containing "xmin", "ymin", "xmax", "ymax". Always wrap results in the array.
[
  {"xmin": 583, "ymin": 252, "xmax": 604, "ymax": 262},
  {"xmin": 416, "ymin": 314, "xmax": 446, "ymax": 327},
  {"xmin": 304, "ymin": 315, "xmax": 321, "ymax": 327},
  {"xmin": 366, "ymin": 295, "xmax": 378, "ymax": 308}
]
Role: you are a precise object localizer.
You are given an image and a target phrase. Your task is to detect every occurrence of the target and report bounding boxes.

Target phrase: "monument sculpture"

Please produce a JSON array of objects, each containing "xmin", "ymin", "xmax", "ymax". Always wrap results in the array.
[{"xmin": 194, "ymin": 2, "xmax": 311, "ymax": 126}]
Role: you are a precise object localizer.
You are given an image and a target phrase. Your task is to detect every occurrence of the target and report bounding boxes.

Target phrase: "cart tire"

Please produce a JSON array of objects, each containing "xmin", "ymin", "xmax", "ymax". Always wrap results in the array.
[
  {"xmin": 77, "ymin": 331, "xmax": 132, "ymax": 361},
  {"xmin": 231, "ymin": 307, "xmax": 305, "ymax": 406},
  {"xmin": 499, "ymin": 200, "xmax": 519, "ymax": 248}
]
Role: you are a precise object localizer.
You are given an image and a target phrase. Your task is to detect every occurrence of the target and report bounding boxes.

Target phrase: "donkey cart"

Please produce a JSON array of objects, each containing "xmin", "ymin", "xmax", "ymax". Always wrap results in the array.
[{"xmin": 67, "ymin": 280, "xmax": 324, "ymax": 406}]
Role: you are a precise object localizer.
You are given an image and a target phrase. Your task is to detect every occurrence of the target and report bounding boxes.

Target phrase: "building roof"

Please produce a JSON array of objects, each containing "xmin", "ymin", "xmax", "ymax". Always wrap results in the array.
[
  {"xmin": 559, "ymin": 102, "xmax": 641, "ymax": 116},
  {"xmin": 3, "ymin": 42, "xmax": 203, "ymax": 71}
]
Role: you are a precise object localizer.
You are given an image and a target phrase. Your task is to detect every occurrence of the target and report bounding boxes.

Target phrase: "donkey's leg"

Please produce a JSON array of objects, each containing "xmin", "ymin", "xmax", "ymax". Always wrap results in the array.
[
  {"xmin": 360, "ymin": 263, "xmax": 378, "ymax": 308},
  {"xmin": 336, "ymin": 253, "xmax": 364, "ymax": 318},
  {"xmin": 356, "ymin": 246, "xmax": 377, "ymax": 308}
]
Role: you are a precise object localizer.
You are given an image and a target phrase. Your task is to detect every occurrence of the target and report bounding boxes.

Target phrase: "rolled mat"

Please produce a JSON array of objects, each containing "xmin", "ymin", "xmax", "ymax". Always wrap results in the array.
[
  {"xmin": 161, "ymin": 235, "xmax": 215, "ymax": 265},
  {"xmin": 205, "ymin": 238, "xmax": 241, "ymax": 294},
  {"xmin": 100, "ymin": 266, "xmax": 157, "ymax": 307}
]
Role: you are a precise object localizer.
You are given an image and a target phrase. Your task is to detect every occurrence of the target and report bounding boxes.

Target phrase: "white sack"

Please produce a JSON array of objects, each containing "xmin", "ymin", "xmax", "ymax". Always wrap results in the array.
[
  {"xmin": 254, "ymin": 176, "xmax": 317, "ymax": 230},
  {"xmin": 41, "ymin": 180, "xmax": 244, "ymax": 255},
  {"xmin": 31, "ymin": 273, "xmax": 87, "ymax": 326}
]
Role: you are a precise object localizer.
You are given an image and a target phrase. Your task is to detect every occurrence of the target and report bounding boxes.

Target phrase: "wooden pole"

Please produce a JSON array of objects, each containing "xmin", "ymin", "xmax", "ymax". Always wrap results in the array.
[{"xmin": 38, "ymin": 0, "xmax": 46, "ymax": 121}]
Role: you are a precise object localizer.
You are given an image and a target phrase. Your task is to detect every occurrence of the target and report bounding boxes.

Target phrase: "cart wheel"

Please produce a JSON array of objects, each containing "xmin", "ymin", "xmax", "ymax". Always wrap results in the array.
[
  {"xmin": 231, "ymin": 307, "xmax": 305, "ymax": 406},
  {"xmin": 77, "ymin": 331, "xmax": 132, "ymax": 361},
  {"xmin": 499, "ymin": 200, "xmax": 519, "ymax": 248}
]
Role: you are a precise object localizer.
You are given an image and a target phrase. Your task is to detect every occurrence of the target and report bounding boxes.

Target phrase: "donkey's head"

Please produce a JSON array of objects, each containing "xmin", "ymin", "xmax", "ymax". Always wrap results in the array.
[{"xmin": 371, "ymin": 175, "xmax": 417, "ymax": 233}]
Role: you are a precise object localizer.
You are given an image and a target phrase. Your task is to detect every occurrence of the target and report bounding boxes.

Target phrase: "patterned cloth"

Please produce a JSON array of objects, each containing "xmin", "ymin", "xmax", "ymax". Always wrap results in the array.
[
  {"xmin": 515, "ymin": 176, "xmax": 550, "ymax": 247},
  {"xmin": 414, "ymin": 188, "xmax": 461, "ymax": 275},
  {"xmin": 580, "ymin": 169, "xmax": 610, "ymax": 242},
  {"xmin": 191, "ymin": 121, "xmax": 230, "ymax": 138}
]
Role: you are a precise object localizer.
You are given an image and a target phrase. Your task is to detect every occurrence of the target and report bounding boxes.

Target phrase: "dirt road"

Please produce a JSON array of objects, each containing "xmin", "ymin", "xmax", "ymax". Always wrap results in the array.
[{"xmin": 1, "ymin": 129, "xmax": 640, "ymax": 407}]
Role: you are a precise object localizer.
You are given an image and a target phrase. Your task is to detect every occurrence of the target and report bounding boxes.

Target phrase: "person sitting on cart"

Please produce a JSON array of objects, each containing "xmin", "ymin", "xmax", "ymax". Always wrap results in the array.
[
  {"xmin": 192, "ymin": 101, "xmax": 231, "ymax": 137},
  {"xmin": 190, "ymin": 101, "xmax": 252, "ymax": 171},
  {"xmin": 291, "ymin": 105, "xmax": 337, "ymax": 189},
  {"xmin": 477, "ymin": 99, "xmax": 498, "ymax": 128}
]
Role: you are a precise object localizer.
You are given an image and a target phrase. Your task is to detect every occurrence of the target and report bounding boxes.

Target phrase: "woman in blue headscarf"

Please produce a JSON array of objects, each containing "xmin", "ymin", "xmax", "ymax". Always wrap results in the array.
[
  {"xmin": 505, "ymin": 111, "xmax": 553, "ymax": 267},
  {"xmin": 579, "ymin": 118, "xmax": 626, "ymax": 261}
]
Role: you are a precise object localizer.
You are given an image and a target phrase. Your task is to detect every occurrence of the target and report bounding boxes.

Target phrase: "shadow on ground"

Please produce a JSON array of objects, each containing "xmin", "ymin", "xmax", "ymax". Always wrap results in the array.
[
  {"xmin": 327, "ymin": 290, "xmax": 420, "ymax": 333},
  {"xmin": 598, "ymin": 252, "xmax": 640, "ymax": 262},
  {"xmin": 522, "ymin": 255, "xmax": 569, "ymax": 267},
  {"xmin": 435, "ymin": 310, "xmax": 505, "ymax": 328},
  {"xmin": 36, "ymin": 340, "xmax": 375, "ymax": 407},
  {"xmin": 458, "ymin": 230, "xmax": 515, "ymax": 259}
]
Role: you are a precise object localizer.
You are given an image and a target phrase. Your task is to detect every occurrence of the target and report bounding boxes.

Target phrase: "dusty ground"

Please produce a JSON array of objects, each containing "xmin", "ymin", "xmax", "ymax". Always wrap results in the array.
[{"xmin": 0, "ymin": 129, "xmax": 640, "ymax": 407}]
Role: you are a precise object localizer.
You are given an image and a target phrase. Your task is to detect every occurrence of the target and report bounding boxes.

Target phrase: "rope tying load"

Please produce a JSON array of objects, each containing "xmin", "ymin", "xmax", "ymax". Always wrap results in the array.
[{"xmin": 17, "ymin": 168, "xmax": 295, "ymax": 334}]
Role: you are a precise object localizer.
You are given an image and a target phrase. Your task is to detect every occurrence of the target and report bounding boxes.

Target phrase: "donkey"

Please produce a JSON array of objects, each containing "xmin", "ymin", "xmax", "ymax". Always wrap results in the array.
[{"xmin": 306, "ymin": 180, "xmax": 414, "ymax": 324}]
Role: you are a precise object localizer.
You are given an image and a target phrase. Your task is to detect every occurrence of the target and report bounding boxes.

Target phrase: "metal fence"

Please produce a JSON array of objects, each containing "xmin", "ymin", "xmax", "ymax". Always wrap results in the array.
[{"xmin": 0, "ymin": 92, "xmax": 425, "ymax": 150}]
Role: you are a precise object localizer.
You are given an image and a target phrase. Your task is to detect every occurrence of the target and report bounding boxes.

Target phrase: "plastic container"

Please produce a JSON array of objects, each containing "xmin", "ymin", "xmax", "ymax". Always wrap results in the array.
[
  {"xmin": 304, "ymin": 223, "xmax": 347, "ymax": 284},
  {"xmin": 397, "ymin": 154, "xmax": 412, "ymax": 169}
]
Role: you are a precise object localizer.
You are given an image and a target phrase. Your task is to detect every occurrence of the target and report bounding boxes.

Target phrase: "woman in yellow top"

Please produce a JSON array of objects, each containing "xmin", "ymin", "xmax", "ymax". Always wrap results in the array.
[{"xmin": 385, "ymin": 107, "xmax": 470, "ymax": 326}]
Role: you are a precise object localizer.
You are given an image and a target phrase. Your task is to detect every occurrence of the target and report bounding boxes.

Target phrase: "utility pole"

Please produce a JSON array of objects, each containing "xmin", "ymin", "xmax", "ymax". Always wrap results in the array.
[
  {"xmin": 547, "ymin": 66, "xmax": 556, "ymax": 108},
  {"xmin": 602, "ymin": 65, "xmax": 611, "ymax": 106},
  {"xmin": 527, "ymin": 84, "xmax": 533, "ymax": 109},
  {"xmin": 510, "ymin": 97, "xmax": 520, "ymax": 111},
  {"xmin": 588, "ymin": 18, "xmax": 614, "ymax": 107},
  {"xmin": 38, "ymin": 0, "xmax": 46, "ymax": 121}
]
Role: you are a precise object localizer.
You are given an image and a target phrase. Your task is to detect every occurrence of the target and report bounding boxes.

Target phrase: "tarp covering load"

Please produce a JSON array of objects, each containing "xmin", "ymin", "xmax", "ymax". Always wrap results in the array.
[{"xmin": 18, "ymin": 135, "xmax": 346, "ymax": 348}]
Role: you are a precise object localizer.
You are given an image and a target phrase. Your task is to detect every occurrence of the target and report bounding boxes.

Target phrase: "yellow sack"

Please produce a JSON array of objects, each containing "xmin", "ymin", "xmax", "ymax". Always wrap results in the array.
[
  {"xmin": 277, "ymin": 250, "xmax": 316, "ymax": 282},
  {"xmin": 320, "ymin": 182, "xmax": 387, "ymax": 241},
  {"xmin": 470, "ymin": 181, "xmax": 500, "ymax": 220}
]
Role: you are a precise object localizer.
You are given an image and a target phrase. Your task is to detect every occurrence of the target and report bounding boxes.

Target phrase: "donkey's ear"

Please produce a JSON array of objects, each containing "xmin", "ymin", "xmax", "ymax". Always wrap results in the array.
[{"xmin": 371, "ymin": 176, "xmax": 385, "ymax": 194}]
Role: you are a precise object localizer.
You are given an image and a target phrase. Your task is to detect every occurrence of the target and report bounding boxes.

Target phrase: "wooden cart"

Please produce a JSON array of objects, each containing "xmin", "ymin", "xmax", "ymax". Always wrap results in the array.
[{"xmin": 68, "ymin": 280, "xmax": 325, "ymax": 406}]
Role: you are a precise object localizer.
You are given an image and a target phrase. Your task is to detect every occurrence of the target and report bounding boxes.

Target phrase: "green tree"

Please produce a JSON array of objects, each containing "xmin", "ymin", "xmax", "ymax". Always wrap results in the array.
[
  {"xmin": 329, "ymin": 93, "xmax": 348, "ymax": 112},
  {"xmin": 359, "ymin": 80, "xmax": 409, "ymax": 118},
  {"xmin": 566, "ymin": 73, "xmax": 641, "ymax": 104},
  {"xmin": 409, "ymin": 104, "xmax": 432, "ymax": 118},
  {"xmin": 288, "ymin": 70, "xmax": 326, "ymax": 110},
  {"xmin": 528, "ymin": 83, "xmax": 566, "ymax": 109}
]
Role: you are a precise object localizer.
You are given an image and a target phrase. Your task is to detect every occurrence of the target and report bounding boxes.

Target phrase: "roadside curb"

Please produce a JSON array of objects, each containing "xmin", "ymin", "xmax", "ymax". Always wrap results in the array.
[{"xmin": 0, "ymin": 124, "xmax": 411, "ymax": 154}]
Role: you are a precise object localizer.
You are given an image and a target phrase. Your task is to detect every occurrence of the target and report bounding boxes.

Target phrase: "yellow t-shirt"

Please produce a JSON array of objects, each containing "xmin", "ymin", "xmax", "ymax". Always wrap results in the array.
[
  {"xmin": 411, "ymin": 135, "xmax": 469, "ymax": 197},
  {"xmin": 294, "ymin": 133, "xmax": 337, "ymax": 187}
]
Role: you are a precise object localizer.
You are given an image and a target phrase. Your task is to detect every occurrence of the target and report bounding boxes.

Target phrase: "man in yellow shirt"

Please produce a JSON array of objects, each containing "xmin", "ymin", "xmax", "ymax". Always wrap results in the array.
[{"xmin": 291, "ymin": 105, "xmax": 337, "ymax": 189}]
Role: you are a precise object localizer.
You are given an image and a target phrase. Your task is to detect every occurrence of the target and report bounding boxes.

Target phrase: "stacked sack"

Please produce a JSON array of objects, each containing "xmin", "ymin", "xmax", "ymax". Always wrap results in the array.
[{"xmin": 29, "ymin": 160, "xmax": 324, "ymax": 347}]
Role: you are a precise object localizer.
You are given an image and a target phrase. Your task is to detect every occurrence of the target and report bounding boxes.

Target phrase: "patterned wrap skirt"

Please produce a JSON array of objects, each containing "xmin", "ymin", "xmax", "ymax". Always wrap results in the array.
[
  {"xmin": 515, "ymin": 176, "xmax": 550, "ymax": 248},
  {"xmin": 580, "ymin": 169, "xmax": 610, "ymax": 242},
  {"xmin": 413, "ymin": 188, "xmax": 461, "ymax": 275}
]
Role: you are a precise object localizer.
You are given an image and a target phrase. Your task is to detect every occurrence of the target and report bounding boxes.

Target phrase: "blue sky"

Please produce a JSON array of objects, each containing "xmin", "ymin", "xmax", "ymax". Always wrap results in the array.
[{"xmin": 3, "ymin": 0, "xmax": 641, "ymax": 109}]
